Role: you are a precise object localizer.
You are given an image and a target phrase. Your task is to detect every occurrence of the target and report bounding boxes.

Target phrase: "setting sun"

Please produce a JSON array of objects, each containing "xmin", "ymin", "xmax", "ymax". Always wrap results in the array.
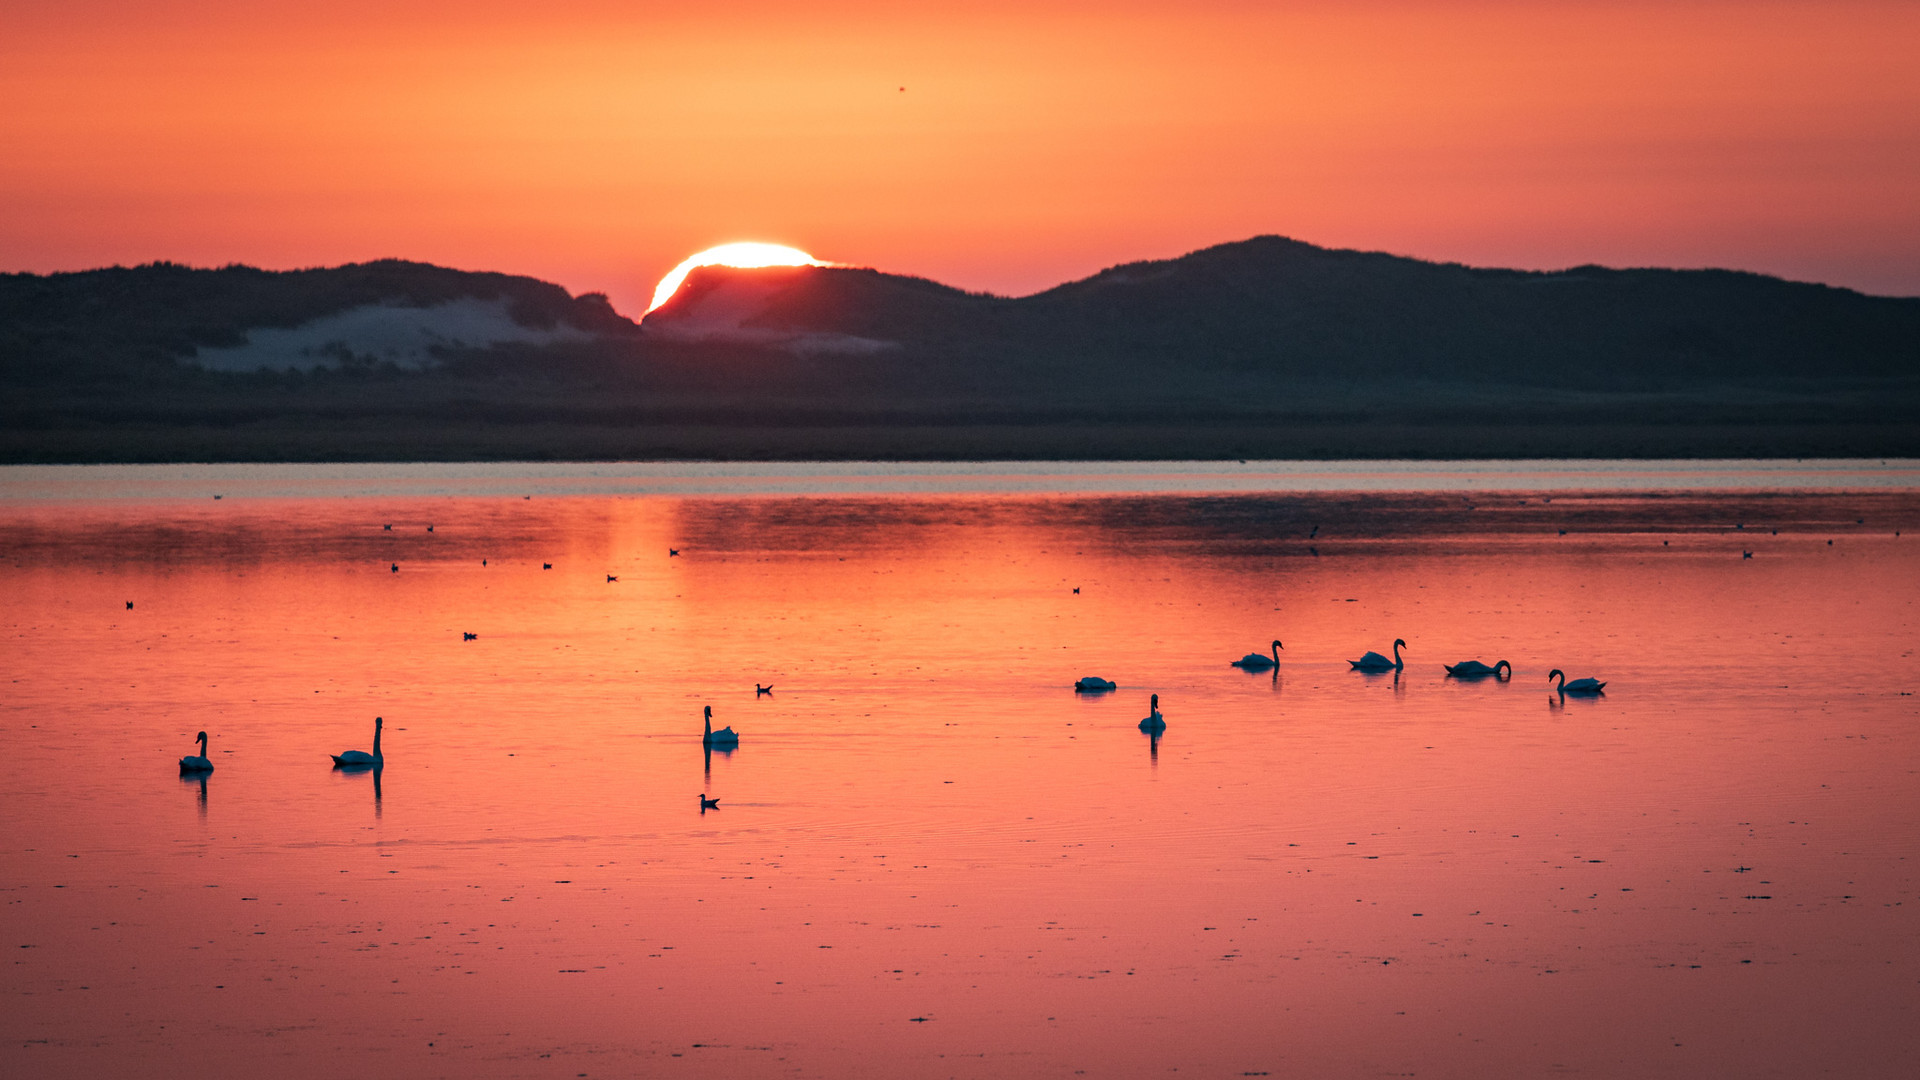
[{"xmin": 647, "ymin": 242, "xmax": 826, "ymax": 313}]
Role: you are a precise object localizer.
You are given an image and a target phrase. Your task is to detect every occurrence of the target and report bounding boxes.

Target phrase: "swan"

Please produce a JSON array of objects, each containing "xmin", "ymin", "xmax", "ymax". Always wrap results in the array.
[
  {"xmin": 1350, "ymin": 639, "xmax": 1406, "ymax": 671},
  {"xmin": 1231, "ymin": 640, "xmax": 1283, "ymax": 669},
  {"xmin": 331, "ymin": 716, "xmax": 383, "ymax": 766},
  {"xmin": 1074, "ymin": 677, "xmax": 1117, "ymax": 692},
  {"xmin": 179, "ymin": 731, "xmax": 214, "ymax": 773},
  {"xmin": 1138, "ymin": 693, "xmax": 1166, "ymax": 734},
  {"xmin": 1445, "ymin": 659, "xmax": 1511, "ymax": 679},
  {"xmin": 1548, "ymin": 670, "xmax": 1607, "ymax": 695},
  {"xmin": 702, "ymin": 706, "xmax": 739, "ymax": 746}
]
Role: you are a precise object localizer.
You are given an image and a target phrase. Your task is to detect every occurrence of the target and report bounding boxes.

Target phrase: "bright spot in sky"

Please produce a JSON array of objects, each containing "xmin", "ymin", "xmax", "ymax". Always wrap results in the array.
[{"xmin": 647, "ymin": 242, "xmax": 826, "ymax": 313}]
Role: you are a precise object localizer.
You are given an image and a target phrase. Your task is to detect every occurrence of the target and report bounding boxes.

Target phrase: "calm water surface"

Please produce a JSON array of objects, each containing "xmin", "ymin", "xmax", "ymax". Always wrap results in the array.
[{"xmin": 3, "ymin": 464, "xmax": 1918, "ymax": 1078}]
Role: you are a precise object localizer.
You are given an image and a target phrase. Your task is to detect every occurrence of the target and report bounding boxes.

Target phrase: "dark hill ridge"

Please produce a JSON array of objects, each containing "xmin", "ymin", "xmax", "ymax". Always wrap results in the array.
[
  {"xmin": 0, "ymin": 259, "xmax": 633, "ymax": 384},
  {"xmin": 647, "ymin": 236, "xmax": 1920, "ymax": 386},
  {"xmin": 3, "ymin": 237, "xmax": 1917, "ymax": 461}
]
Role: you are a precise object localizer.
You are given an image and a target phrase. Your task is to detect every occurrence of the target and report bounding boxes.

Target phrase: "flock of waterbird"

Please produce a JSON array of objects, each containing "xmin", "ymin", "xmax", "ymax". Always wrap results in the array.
[
  {"xmin": 1076, "ymin": 636, "xmax": 1606, "ymax": 733},
  {"xmin": 177, "ymin": 534, "xmax": 1605, "ymax": 815},
  {"xmin": 175, "ymin": 637, "xmax": 1609, "ymax": 811}
]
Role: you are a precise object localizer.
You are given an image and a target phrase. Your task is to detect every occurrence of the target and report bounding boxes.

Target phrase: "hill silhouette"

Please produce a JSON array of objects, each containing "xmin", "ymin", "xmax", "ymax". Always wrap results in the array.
[
  {"xmin": 645, "ymin": 236, "xmax": 1920, "ymax": 389},
  {"xmin": 3, "ymin": 238, "xmax": 1916, "ymax": 461}
]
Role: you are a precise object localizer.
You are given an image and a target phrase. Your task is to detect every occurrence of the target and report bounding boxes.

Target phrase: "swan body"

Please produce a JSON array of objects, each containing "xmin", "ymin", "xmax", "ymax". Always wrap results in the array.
[
  {"xmin": 702, "ymin": 706, "xmax": 739, "ymax": 746},
  {"xmin": 1445, "ymin": 659, "xmax": 1511, "ymax": 679},
  {"xmin": 179, "ymin": 731, "xmax": 214, "ymax": 773},
  {"xmin": 1138, "ymin": 693, "xmax": 1166, "ymax": 734},
  {"xmin": 1351, "ymin": 639, "xmax": 1406, "ymax": 671},
  {"xmin": 1231, "ymin": 640, "xmax": 1284, "ymax": 670},
  {"xmin": 1548, "ymin": 669, "xmax": 1607, "ymax": 695},
  {"xmin": 1074, "ymin": 677, "xmax": 1117, "ymax": 692},
  {"xmin": 331, "ymin": 716, "xmax": 384, "ymax": 766}
]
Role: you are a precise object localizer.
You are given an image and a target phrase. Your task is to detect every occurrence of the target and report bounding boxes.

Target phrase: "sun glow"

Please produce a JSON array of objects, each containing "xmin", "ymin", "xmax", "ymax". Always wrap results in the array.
[{"xmin": 647, "ymin": 242, "xmax": 827, "ymax": 313}]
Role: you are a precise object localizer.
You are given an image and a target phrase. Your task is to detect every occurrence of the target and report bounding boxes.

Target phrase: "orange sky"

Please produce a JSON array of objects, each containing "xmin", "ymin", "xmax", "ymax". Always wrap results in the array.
[{"xmin": 3, "ymin": 0, "xmax": 1917, "ymax": 315}]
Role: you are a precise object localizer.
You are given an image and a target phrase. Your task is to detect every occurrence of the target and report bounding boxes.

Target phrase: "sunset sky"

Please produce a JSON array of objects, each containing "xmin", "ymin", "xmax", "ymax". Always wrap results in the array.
[{"xmin": 4, "ymin": 0, "xmax": 1917, "ymax": 315}]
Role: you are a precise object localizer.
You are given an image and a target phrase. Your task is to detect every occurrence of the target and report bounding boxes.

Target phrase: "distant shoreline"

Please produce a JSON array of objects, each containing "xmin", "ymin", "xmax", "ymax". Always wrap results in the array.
[
  {"xmin": 5, "ymin": 418, "xmax": 1915, "ymax": 466},
  {"xmin": 6, "ymin": 458, "xmax": 1917, "ymax": 503}
]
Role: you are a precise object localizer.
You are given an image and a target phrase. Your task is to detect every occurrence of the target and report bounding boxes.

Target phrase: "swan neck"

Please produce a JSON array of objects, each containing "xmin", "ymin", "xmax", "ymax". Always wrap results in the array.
[{"xmin": 372, "ymin": 723, "xmax": 382, "ymax": 757}]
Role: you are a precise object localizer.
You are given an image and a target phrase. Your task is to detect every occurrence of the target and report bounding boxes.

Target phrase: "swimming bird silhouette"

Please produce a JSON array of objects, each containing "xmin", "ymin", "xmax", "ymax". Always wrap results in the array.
[
  {"xmin": 1445, "ymin": 659, "xmax": 1511, "ymax": 679},
  {"xmin": 126, "ymin": 601, "xmax": 133, "ymax": 609},
  {"xmin": 1232, "ymin": 640, "xmax": 1283, "ymax": 669},
  {"xmin": 1743, "ymin": 551, "xmax": 1753, "ymax": 559},
  {"xmin": 606, "ymin": 575, "xmax": 618, "ymax": 582},
  {"xmin": 1074, "ymin": 677, "xmax": 1117, "ymax": 692},
  {"xmin": 463, "ymin": 632, "xmax": 477, "ymax": 641},
  {"xmin": 669, "ymin": 548, "xmax": 680, "ymax": 557},
  {"xmin": 1138, "ymin": 693, "xmax": 1166, "ymax": 734},
  {"xmin": 427, "ymin": 525, "xmax": 433, "ymax": 532},
  {"xmin": 331, "ymin": 716, "xmax": 384, "ymax": 766},
  {"xmin": 390, "ymin": 563, "xmax": 399, "ymax": 573},
  {"xmin": 1072, "ymin": 587, "xmax": 1080, "ymax": 593},
  {"xmin": 702, "ymin": 706, "xmax": 739, "ymax": 746},
  {"xmin": 700, "ymin": 794, "xmax": 719, "ymax": 811},
  {"xmin": 756, "ymin": 684, "xmax": 774, "ymax": 695},
  {"xmin": 1351, "ymin": 639, "xmax": 1406, "ymax": 671},
  {"xmin": 543, "ymin": 563, "xmax": 552, "ymax": 569},
  {"xmin": 1548, "ymin": 669, "xmax": 1607, "ymax": 695},
  {"xmin": 383, "ymin": 524, "xmax": 391, "ymax": 530},
  {"xmin": 179, "ymin": 731, "xmax": 214, "ymax": 773}
]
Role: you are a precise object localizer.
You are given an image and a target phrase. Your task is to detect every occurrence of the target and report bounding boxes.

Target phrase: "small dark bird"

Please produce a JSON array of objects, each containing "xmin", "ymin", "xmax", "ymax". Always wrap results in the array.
[
  {"xmin": 543, "ymin": 563, "xmax": 552, "ymax": 569},
  {"xmin": 669, "ymin": 548, "xmax": 680, "ymax": 557},
  {"xmin": 383, "ymin": 524, "xmax": 392, "ymax": 531},
  {"xmin": 482, "ymin": 559, "xmax": 487, "ymax": 566},
  {"xmin": 1072, "ymin": 587, "xmax": 1080, "ymax": 594},
  {"xmin": 700, "ymin": 794, "xmax": 719, "ymax": 811},
  {"xmin": 213, "ymin": 495, "xmax": 222, "ymax": 500},
  {"xmin": 1742, "ymin": 551, "xmax": 1753, "ymax": 559},
  {"xmin": 607, "ymin": 574, "xmax": 618, "ymax": 582},
  {"xmin": 427, "ymin": 525, "xmax": 433, "ymax": 532},
  {"xmin": 756, "ymin": 684, "xmax": 773, "ymax": 695},
  {"xmin": 391, "ymin": 563, "xmax": 399, "ymax": 573},
  {"xmin": 1309, "ymin": 525, "xmax": 1319, "ymax": 539},
  {"xmin": 1558, "ymin": 529, "xmax": 1566, "ymax": 536},
  {"xmin": 463, "ymin": 632, "xmax": 477, "ymax": 640},
  {"xmin": 126, "ymin": 601, "xmax": 133, "ymax": 609},
  {"xmin": 1663, "ymin": 540, "xmax": 1669, "ymax": 546}
]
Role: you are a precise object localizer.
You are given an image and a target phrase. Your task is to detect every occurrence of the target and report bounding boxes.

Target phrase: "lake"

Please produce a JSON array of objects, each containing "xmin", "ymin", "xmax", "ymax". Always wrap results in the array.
[{"xmin": 3, "ymin": 461, "xmax": 1918, "ymax": 1078}]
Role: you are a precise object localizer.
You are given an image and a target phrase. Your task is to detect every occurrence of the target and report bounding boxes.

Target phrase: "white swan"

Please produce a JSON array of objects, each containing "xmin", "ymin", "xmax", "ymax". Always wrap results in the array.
[
  {"xmin": 1445, "ymin": 659, "xmax": 1511, "ymax": 679},
  {"xmin": 331, "ymin": 716, "xmax": 383, "ymax": 766},
  {"xmin": 702, "ymin": 705, "xmax": 739, "ymax": 746},
  {"xmin": 1138, "ymin": 693, "xmax": 1166, "ymax": 734},
  {"xmin": 179, "ymin": 731, "xmax": 214, "ymax": 773},
  {"xmin": 1548, "ymin": 669, "xmax": 1607, "ymax": 695},
  {"xmin": 1231, "ymin": 640, "xmax": 1283, "ymax": 669},
  {"xmin": 1074, "ymin": 677, "xmax": 1117, "ymax": 692},
  {"xmin": 1351, "ymin": 638, "xmax": 1406, "ymax": 671}
]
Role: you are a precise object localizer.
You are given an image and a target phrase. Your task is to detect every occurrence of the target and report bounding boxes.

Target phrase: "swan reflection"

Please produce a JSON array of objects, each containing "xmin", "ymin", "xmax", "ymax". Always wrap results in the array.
[{"xmin": 179, "ymin": 771, "xmax": 208, "ymax": 816}]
